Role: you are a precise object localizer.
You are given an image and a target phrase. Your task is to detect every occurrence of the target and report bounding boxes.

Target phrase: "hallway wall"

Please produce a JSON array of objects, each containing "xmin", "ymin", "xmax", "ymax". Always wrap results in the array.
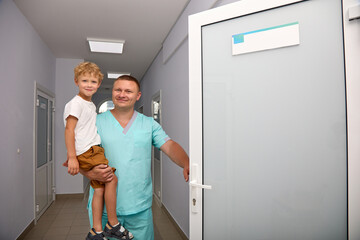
[
  {"xmin": 0, "ymin": 0, "xmax": 56, "ymax": 239},
  {"xmin": 138, "ymin": 0, "xmax": 240, "ymax": 236}
]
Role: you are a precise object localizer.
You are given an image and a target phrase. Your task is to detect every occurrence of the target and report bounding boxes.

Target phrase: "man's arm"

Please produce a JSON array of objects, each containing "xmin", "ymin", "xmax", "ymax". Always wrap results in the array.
[
  {"xmin": 160, "ymin": 140, "xmax": 189, "ymax": 182},
  {"xmin": 64, "ymin": 116, "xmax": 80, "ymax": 175}
]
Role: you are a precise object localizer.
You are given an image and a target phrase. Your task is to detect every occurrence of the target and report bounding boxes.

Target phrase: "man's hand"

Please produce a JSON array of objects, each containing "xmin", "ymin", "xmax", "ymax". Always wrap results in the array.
[
  {"xmin": 63, "ymin": 160, "xmax": 114, "ymax": 183},
  {"xmin": 183, "ymin": 163, "xmax": 189, "ymax": 182},
  {"xmin": 84, "ymin": 164, "xmax": 114, "ymax": 183},
  {"xmin": 67, "ymin": 157, "xmax": 79, "ymax": 175}
]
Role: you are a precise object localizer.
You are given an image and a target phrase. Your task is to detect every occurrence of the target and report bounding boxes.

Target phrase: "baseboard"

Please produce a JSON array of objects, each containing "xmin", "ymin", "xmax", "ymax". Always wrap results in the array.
[
  {"xmin": 153, "ymin": 193, "xmax": 162, "ymax": 207},
  {"xmin": 161, "ymin": 205, "xmax": 189, "ymax": 240},
  {"xmin": 16, "ymin": 220, "xmax": 34, "ymax": 240},
  {"xmin": 55, "ymin": 193, "xmax": 84, "ymax": 199}
]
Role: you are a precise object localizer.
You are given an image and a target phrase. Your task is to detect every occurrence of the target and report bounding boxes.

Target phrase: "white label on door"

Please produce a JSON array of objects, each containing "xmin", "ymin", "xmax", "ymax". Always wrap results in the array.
[{"xmin": 232, "ymin": 22, "xmax": 300, "ymax": 55}]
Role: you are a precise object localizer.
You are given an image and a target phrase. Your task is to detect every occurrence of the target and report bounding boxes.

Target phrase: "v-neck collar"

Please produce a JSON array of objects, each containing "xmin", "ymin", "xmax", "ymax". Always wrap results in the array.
[{"xmin": 109, "ymin": 110, "xmax": 138, "ymax": 135}]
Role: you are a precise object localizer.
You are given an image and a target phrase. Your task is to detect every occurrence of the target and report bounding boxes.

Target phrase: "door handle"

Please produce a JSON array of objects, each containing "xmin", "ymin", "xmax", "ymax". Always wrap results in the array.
[
  {"xmin": 189, "ymin": 180, "xmax": 212, "ymax": 189},
  {"xmin": 190, "ymin": 163, "xmax": 212, "ymax": 213}
]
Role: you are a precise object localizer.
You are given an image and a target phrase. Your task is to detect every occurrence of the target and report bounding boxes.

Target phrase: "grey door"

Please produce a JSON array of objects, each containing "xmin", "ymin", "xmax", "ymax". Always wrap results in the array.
[
  {"xmin": 200, "ymin": 0, "xmax": 347, "ymax": 239},
  {"xmin": 35, "ymin": 91, "xmax": 54, "ymax": 220}
]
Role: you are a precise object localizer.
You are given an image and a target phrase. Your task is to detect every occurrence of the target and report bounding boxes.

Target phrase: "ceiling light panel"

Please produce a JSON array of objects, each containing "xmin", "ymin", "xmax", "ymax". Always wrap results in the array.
[
  {"xmin": 107, "ymin": 72, "xmax": 131, "ymax": 79},
  {"xmin": 88, "ymin": 39, "xmax": 125, "ymax": 54}
]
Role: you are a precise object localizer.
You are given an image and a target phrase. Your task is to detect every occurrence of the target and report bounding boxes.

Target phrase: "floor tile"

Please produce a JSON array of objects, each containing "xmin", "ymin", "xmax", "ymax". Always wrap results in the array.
[
  {"xmin": 66, "ymin": 233, "xmax": 86, "ymax": 240},
  {"xmin": 43, "ymin": 226, "xmax": 71, "ymax": 239},
  {"xmin": 23, "ymin": 194, "xmax": 186, "ymax": 240},
  {"xmin": 68, "ymin": 225, "xmax": 90, "ymax": 235}
]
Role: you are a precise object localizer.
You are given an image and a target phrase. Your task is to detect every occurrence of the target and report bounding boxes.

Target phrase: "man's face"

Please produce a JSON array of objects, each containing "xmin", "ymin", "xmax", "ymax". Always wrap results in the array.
[{"xmin": 112, "ymin": 80, "xmax": 141, "ymax": 110}]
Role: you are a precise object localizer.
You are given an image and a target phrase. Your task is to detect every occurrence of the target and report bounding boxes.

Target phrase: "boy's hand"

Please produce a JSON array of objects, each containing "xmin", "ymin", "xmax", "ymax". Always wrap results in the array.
[
  {"xmin": 67, "ymin": 157, "xmax": 79, "ymax": 175},
  {"xmin": 62, "ymin": 160, "xmax": 68, "ymax": 167}
]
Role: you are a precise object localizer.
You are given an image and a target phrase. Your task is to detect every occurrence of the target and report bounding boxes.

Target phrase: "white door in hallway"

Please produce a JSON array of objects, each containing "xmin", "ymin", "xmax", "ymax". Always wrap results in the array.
[
  {"xmin": 189, "ymin": 0, "xmax": 347, "ymax": 239},
  {"xmin": 35, "ymin": 86, "xmax": 55, "ymax": 221}
]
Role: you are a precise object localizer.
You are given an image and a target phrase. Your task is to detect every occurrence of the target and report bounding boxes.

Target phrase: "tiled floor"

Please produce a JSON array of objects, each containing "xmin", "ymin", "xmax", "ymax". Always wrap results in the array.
[{"xmin": 23, "ymin": 195, "xmax": 186, "ymax": 240}]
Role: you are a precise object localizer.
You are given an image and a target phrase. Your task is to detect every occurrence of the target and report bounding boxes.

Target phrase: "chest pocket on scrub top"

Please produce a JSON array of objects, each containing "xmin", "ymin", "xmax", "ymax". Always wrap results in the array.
[{"xmin": 133, "ymin": 130, "xmax": 152, "ymax": 151}]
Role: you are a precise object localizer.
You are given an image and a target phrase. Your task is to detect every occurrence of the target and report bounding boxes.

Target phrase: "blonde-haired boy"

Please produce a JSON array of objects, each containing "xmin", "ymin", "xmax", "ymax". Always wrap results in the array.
[{"xmin": 63, "ymin": 62, "xmax": 133, "ymax": 240}]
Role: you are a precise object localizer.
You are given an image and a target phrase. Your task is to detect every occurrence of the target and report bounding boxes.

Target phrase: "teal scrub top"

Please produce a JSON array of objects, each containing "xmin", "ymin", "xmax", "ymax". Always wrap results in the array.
[{"xmin": 87, "ymin": 111, "xmax": 170, "ymax": 215}]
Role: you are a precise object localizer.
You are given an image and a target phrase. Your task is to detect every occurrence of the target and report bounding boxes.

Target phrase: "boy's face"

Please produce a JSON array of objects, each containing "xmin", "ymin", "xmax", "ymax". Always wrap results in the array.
[{"xmin": 75, "ymin": 73, "xmax": 101, "ymax": 101}]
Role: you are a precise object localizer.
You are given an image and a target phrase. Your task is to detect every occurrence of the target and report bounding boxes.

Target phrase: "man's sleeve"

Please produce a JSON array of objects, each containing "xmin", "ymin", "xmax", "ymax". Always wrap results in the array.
[
  {"xmin": 152, "ymin": 119, "xmax": 171, "ymax": 149},
  {"xmin": 96, "ymin": 114, "xmax": 103, "ymax": 137},
  {"xmin": 63, "ymin": 99, "xmax": 82, "ymax": 126}
]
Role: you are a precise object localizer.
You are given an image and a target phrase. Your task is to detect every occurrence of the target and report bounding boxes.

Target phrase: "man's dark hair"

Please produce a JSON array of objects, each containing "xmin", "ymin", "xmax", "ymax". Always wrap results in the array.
[{"xmin": 115, "ymin": 75, "xmax": 141, "ymax": 91}]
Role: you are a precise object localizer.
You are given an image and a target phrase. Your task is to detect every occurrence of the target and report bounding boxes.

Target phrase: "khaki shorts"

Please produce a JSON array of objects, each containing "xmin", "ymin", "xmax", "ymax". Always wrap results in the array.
[{"xmin": 77, "ymin": 145, "xmax": 115, "ymax": 188}]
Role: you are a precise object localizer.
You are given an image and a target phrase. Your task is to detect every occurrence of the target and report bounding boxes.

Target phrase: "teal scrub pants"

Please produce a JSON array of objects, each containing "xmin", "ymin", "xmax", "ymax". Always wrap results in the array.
[{"xmin": 89, "ymin": 207, "xmax": 154, "ymax": 240}]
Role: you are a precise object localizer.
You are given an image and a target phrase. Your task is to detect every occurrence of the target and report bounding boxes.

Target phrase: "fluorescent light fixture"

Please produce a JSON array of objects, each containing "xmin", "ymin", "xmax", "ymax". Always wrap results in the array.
[
  {"xmin": 87, "ymin": 38, "xmax": 125, "ymax": 54},
  {"xmin": 107, "ymin": 72, "xmax": 131, "ymax": 79}
]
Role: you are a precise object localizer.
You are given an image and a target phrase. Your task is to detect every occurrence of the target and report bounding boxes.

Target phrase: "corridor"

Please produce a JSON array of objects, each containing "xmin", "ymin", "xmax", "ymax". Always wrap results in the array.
[{"xmin": 22, "ymin": 195, "xmax": 185, "ymax": 240}]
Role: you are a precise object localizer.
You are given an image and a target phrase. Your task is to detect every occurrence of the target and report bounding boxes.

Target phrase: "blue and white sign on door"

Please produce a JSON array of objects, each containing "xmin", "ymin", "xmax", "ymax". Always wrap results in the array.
[{"xmin": 232, "ymin": 22, "xmax": 300, "ymax": 55}]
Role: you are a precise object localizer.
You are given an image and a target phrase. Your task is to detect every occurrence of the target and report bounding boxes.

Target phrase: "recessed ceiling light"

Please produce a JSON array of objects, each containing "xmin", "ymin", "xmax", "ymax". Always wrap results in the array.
[
  {"xmin": 107, "ymin": 72, "xmax": 131, "ymax": 79},
  {"xmin": 87, "ymin": 38, "xmax": 125, "ymax": 54}
]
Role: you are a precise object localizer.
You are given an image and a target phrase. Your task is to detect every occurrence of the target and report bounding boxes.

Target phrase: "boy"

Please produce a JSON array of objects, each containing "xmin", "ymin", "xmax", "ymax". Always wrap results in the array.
[{"xmin": 63, "ymin": 62, "xmax": 134, "ymax": 240}]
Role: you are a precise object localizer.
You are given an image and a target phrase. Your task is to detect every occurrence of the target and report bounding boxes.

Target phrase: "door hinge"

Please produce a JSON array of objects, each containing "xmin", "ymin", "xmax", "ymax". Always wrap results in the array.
[
  {"xmin": 349, "ymin": 4, "xmax": 360, "ymax": 21},
  {"xmin": 36, "ymin": 99, "xmax": 39, "ymax": 107},
  {"xmin": 36, "ymin": 204, "xmax": 39, "ymax": 212}
]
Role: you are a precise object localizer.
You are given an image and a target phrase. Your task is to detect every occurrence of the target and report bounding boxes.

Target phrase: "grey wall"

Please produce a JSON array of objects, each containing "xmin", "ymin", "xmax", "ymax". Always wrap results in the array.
[
  {"xmin": 55, "ymin": 58, "xmax": 85, "ymax": 194},
  {"xmin": 139, "ymin": 41, "xmax": 190, "ymax": 235},
  {"xmin": 138, "ymin": 0, "xmax": 240, "ymax": 236},
  {"xmin": 0, "ymin": 0, "xmax": 56, "ymax": 238}
]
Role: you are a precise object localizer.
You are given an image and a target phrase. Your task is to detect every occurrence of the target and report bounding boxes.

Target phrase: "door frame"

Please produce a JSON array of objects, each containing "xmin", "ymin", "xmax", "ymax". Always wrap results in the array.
[
  {"xmin": 33, "ymin": 82, "xmax": 55, "ymax": 223},
  {"xmin": 151, "ymin": 90, "xmax": 163, "ymax": 205},
  {"xmin": 188, "ymin": 0, "xmax": 359, "ymax": 239}
]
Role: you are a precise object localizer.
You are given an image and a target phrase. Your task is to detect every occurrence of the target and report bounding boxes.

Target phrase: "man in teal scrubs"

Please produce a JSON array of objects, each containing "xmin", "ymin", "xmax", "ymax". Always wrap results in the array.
[{"xmin": 82, "ymin": 75, "xmax": 189, "ymax": 240}]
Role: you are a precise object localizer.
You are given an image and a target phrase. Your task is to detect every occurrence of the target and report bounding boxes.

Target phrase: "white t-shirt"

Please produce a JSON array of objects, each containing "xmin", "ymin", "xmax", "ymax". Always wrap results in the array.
[{"xmin": 63, "ymin": 95, "xmax": 101, "ymax": 156}]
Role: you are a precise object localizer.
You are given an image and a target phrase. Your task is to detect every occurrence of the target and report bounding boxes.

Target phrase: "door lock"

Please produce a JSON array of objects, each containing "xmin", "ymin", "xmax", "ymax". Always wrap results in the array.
[{"xmin": 190, "ymin": 163, "xmax": 212, "ymax": 213}]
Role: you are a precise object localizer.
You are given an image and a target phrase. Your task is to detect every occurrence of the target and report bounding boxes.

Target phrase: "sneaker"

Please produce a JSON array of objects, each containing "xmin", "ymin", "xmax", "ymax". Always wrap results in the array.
[
  {"xmin": 86, "ymin": 228, "xmax": 107, "ymax": 240},
  {"xmin": 103, "ymin": 222, "xmax": 134, "ymax": 240}
]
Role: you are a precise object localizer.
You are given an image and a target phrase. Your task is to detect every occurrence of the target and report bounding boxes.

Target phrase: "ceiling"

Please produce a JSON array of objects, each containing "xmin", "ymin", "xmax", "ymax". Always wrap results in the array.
[{"xmin": 14, "ymin": 0, "xmax": 190, "ymax": 90}]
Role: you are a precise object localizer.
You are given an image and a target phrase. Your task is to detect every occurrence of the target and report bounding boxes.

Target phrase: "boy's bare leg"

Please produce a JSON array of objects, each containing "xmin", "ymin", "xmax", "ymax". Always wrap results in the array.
[
  {"xmin": 104, "ymin": 175, "xmax": 119, "ymax": 226},
  {"xmin": 92, "ymin": 187, "xmax": 105, "ymax": 232}
]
